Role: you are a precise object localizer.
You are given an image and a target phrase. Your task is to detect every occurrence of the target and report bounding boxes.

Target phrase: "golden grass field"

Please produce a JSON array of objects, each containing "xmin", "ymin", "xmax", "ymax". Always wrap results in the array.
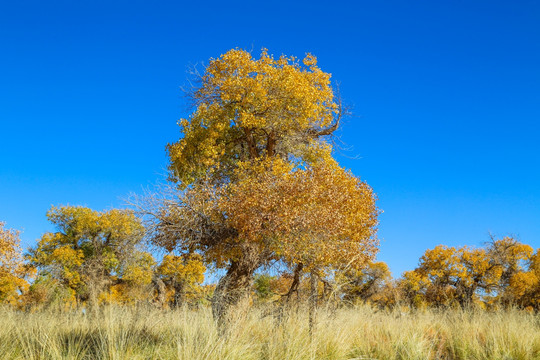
[{"xmin": 0, "ymin": 305, "xmax": 539, "ymax": 360}]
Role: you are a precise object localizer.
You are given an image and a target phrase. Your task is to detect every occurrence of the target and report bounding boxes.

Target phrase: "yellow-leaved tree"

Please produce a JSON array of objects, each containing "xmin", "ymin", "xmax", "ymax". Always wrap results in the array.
[
  {"xmin": 28, "ymin": 206, "xmax": 148, "ymax": 309},
  {"xmin": 399, "ymin": 237, "xmax": 535, "ymax": 308},
  {"xmin": 155, "ymin": 253, "xmax": 206, "ymax": 308},
  {"xmin": 486, "ymin": 236, "xmax": 533, "ymax": 306},
  {"xmin": 137, "ymin": 49, "xmax": 379, "ymax": 322},
  {"xmin": 338, "ymin": 261, "xmax": 393, "ymax": 306},
  {"xmin": 400, "ymin": 245, "xmax": 502, "ymax": 307},
  {"xmin": 507, "ymin": 249, "xmax": 540, "ymax": 310},
  {"xmin": 0, "ymin": 222, "xmax": 30, "ymax": 306}
]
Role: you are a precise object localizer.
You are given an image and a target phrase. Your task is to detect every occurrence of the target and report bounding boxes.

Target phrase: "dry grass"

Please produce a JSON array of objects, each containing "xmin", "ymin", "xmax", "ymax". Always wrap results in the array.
[{"xmin": 0, "ymin": 305, "xmax": 539, "ymax": 360}]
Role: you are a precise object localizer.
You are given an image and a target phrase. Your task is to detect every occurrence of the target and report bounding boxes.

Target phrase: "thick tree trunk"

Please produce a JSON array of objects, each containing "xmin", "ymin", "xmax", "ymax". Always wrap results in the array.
[
  {"xmin": 172, "ymin": 281, "xmax": 186, "ymax": 308},
  {"xmin": 459, "ymin": 284, "xmax": 476, "ymax": 308},
  {"xmin": 211, "ymin": 244, "xmax": 263, "ymax": 326},
  {"xmin": 152, "ymin": 277, "xmax": 167, "ymax": 308}
]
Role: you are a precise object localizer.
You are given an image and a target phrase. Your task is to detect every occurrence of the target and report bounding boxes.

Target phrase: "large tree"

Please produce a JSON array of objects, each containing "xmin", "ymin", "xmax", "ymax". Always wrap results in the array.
[{"xmin": 140, "ymin": 49, "xmax": 379, "ymax": 321}]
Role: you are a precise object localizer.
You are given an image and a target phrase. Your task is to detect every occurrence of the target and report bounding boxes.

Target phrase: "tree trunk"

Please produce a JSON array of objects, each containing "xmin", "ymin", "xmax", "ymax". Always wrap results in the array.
[
  {"xmin": 152, "ymin": 277, "xmax": 167, "ymax": 308},
  {"xmin": 172, "ymin": 281, "xmax": 186, "ymax": 308},
  {"xmin": 309, "ymin": 271, "xmax": 318, "ymax": 336},
  {"xmin": 284, "ymin": 263, "xmax": 303, "ymax": 302},
  {"xmin": 211, "ymin": 244, "xmax": 263, "ymax": 327},
  {"xmin": 321, "ymin": 278, "xmax": 333, "ymax": 302},
  {"xmin": 277, "ymin": 263, "xmax": 303, "ymax": 324}
]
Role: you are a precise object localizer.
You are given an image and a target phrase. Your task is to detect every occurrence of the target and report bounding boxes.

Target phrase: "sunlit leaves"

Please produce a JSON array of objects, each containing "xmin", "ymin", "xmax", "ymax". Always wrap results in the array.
[
  {"xmin": 167, "ymin": 49, "xmax": 340, "ymax": 186},
  {"xmin": 157, "ymin": 253, "xmax": 205, "ymax": 286},
  {"xmin": 29, "ymin": 206, "xmax": 145, "ymax": 307},
  {"xmin": 0, "ymin": 222, "xmax": 30, "ymax": 305},
  {"xmin": 338, "ymin": 261, "xmax": 393, "ymax": 306},
  {"xmin": 220, "ymin": 158, "xmax": 379, "ymax": 271},
  {"xmin": 400, "ymin": 237, "xmax": 540, "ymax": 309},
  {"xmin": 145, "ymin": 48, "xmax": 379, "ymax": 317},
  {"xmin": 156, "ymin": 253, "xmax": 206, "ymax": 307}
]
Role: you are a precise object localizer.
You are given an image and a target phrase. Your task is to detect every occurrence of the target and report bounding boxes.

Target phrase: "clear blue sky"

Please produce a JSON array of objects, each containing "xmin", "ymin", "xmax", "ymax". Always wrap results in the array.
[{"xmin": 1, "ymin": 0, "xmax": 539, "ymax": 277}]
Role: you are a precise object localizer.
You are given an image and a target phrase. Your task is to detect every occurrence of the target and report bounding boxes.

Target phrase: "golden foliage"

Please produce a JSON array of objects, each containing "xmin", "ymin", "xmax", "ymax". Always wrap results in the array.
[
  {"xmin": 339, "ymin": 261, "xmax": 392, "ymax": 305},
  {"xmin": 100, "ymin": 251, "xmax": 157, "ymax": 306},
  {"xmin": 157, "ymin": 253, "xmax": 205, "ymax": 286},
  {"xmin": 28, "ymin": 206, "xmax": 146, "ymax": 307},
  {"xmin": 507, "ymin": 249, "xmax": 540, "ymax": 308},
  {"xmin": 167, "ymin": 49, "xmax": 340, "ymax": 186},
  {"xmin": 149, "ymin": 48, "xmax": 381, "ymax": 318},
  {"xmin": 0, "ymin": 222, "xmax": 30, "ymax": 305},
  {"xmin": 156, "ymin": 253, "xmax": 206, "ymax": 306},
  {"xmin": 220, "ymin": 158, "xmax": 379, "ymax": 271},
  {"xmin": 139, "ymin": 48, "xmax": 381, "ymax": 319},
  {"xmin": 399, "ymin": 238, "xmax": 540, "ymax": 309}
]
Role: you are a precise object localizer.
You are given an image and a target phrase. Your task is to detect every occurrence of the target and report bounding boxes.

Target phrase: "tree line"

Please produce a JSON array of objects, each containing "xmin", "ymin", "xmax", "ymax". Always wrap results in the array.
[
  {"xmin": 252, "ymin": 236, "xmax": 540, "ymax": 311},
  {"xmin": 0, "ymin": 213, "xmax": 207, "ymax": 310},
  {"xmin": 1, "ymin": 217, "xmax": 539, "ymax": 311}
]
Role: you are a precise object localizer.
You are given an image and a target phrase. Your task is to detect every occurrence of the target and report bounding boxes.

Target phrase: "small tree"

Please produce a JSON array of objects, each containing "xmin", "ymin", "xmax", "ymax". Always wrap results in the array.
[
  {"xmin": 399, "ymin": 238, "xmax": 535, "ymax": 308},
  {"xmin": 507, "ymin": 249, "xmax": 540, "ymax": 310},
  {"xmin": 155, "ymin": 253, "xmax": 206, "ymax": 308}
]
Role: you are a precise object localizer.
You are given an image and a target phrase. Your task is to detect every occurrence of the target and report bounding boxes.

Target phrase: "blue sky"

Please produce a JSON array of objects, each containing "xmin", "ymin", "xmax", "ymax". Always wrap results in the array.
[{"xmin": 1, "ymin": 0, "xmax": 539, "ymax": 276}]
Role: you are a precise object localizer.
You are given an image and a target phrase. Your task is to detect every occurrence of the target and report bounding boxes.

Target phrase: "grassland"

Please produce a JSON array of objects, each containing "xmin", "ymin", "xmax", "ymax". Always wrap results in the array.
[{"xmin": 0, "ymin": 305, "xmax": 539, "ymax": 360}]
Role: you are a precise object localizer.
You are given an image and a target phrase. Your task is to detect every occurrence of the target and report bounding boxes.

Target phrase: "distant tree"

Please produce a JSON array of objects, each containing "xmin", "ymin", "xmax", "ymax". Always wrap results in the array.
[
  {"xmin": 400, "ymin": 269, "xmax": 430, "ymax": 308},
  {"xmin": 155, "ymin": 253, "xmax": 206, "ymax": 308},
  {"xmin": 399, "ymin": 237, "xmax": 537, "ymax": 309},
  {"xmin": 339, "ymin": 261, "xmax": 392, "ymax": 305},
  {"xmin": 23, "ymin": 274, "xmax": 75, "ymax": 310},
  {"xmin": 253, "ymin": 274, "xmax": 277, "ymax": 301},
  {"xmin": 0, "ymin": 222, "xmax": 30, "ymax": 306},
  {"xmin": 101, "ymin": 251, "xmax": 156, "ymax": 305},
  {"xmin": 485, "ymin": 236, "xmax": 533, "ymax": 306},
  {"xmin": 400, "ymin": 245, "xmax": 501, "ymax": 307},
  {"xmin": 414, "ymin": 245, "xmax": 463, "ymax": 306},
  {"xmin": 507, "ymin": 249, "xmax": 540, "ymax": 310},
  {"xmin": 457, "ymin": 246, "xmax": 501, "ymax": 305},
  {"xmin": 28, "ymin": 206, "xmax": 147, "ymax": 309}
]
